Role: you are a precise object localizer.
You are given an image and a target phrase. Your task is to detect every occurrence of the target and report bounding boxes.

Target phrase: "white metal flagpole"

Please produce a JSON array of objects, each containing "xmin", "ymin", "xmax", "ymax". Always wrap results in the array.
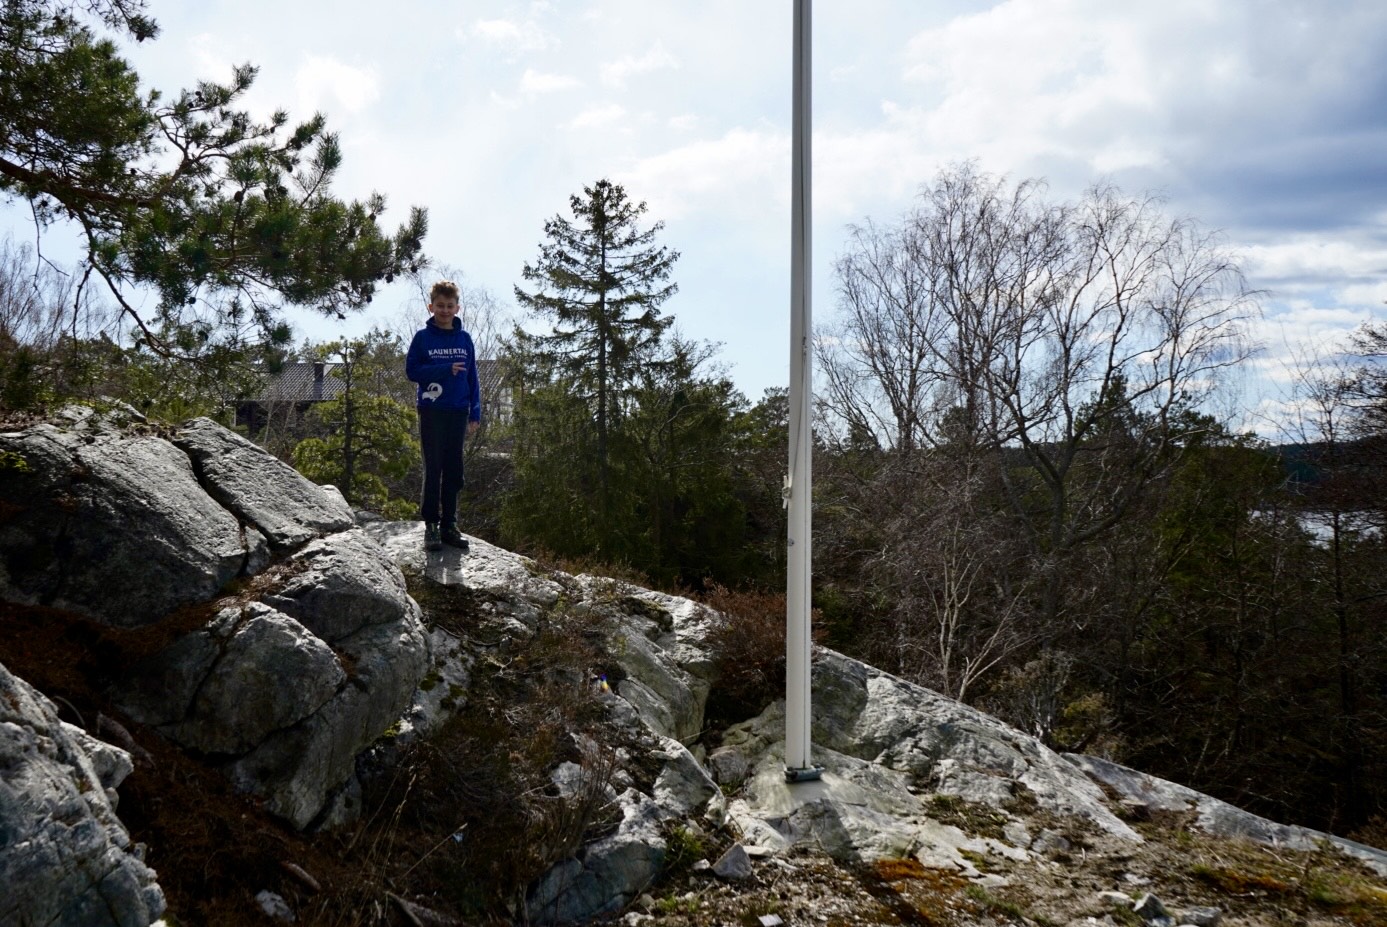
[{"xmin": 785, "ymin": 0, "xmax": 820, "ymax": 782}]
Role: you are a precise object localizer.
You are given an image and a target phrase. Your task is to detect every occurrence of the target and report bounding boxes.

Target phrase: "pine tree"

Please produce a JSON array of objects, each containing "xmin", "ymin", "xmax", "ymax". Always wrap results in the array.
[
  {"xmin": 512, "ymin": 179, "xmax": 678, "ymax": 504},
  {"xmin": 0, "ymin": 0, "xmax": 427, "ymax": 366}
]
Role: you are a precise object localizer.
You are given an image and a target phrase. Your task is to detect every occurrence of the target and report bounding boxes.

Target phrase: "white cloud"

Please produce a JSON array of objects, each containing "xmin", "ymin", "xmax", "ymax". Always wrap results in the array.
[
  {"xmin": 601, "ymin": 41, "xmax": 678, "ymax": 88},
  {"xmin": 1336, "ymin": 282, "xmax": 1387, "ymax": 307},
  {"xmin": 1243, "ymin": 305, "xmax": 1376, "ymax": 387},
  {"xmin": 667, "ymin": 114, "xmax": 699, "ymax": 132},
  {"xmin": 621, "ymin": 128, "xmax": 786, "ymax": 220},
  {"xmin": 896, "ymin": 0, "xmax": 1174, "ymax": 180},
  {"xmin": 1239, "ymin": 238, "xmax": 1387, "ymax": 285},
  {"xmin": 188, "ymin": 32, "xmax": 227, "ymax": 79},
  {"xmin": 295, "ymin": 56, "xmax": 380, "ymax": 115},
  {"xmin": 518, "ymin": 68, "xmax": 581, "ymax": 96},
  {"xmin": 468, "ymin": 16, "xmax": 557, "ymax": 54},
  {"xmin": 570, "ymin": 103, "xmax": 626, "ymax": 130},
  {"xmin": 889, "ymin": 0, "xmax": 1387, "ymax": 204}
]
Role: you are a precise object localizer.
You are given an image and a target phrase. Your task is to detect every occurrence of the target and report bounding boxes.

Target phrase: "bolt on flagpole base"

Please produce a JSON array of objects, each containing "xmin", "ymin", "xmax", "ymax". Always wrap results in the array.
[{"xmin": 784, "ymin": 765, "xmax": 824, "ymax": 783}]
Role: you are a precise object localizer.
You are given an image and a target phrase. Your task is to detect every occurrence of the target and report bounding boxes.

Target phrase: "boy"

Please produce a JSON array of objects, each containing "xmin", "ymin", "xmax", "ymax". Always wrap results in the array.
[{"xmin": 406, "ymin": 280, "xmax": 482, "ymax": 551}]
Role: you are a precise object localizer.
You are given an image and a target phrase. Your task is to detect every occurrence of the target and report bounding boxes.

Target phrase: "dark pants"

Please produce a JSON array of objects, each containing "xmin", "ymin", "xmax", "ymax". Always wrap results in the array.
[{"xmin": 418, "ymin": 407, "xmax": 468, "ymax": 525}]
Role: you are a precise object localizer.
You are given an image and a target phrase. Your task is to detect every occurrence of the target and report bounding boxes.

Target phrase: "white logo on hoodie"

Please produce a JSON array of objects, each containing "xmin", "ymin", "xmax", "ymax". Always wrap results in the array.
[{"xmin": 424, "ymin": 382, "xmax": 443, "ymax": 401}]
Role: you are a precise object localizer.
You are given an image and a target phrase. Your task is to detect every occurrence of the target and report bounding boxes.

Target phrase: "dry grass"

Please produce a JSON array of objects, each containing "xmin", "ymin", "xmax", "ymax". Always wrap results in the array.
[
  {"xmin": 0, "ymin": 561, "xmax": 640, "ymax": 925},
  {"xmin": 1185, "ymin": 841, "xmax": 1387, "ymax": 926},
  {"xmin": 300, "ymin": 574, "xmax": 632, "ymax": 924}
]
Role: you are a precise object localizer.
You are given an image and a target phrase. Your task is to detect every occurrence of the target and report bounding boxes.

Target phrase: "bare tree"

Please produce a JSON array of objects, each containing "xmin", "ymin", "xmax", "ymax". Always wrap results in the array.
[
  {"xmin": 862, "ymin": 452, "xmax": 1037, "ymax": 701},
  {"xmin": 0, "ymin": 235, "xmax": 125, "ymax": 408},
  {"xmin": 1347, "ymin": 319, "xmax": 1387, "ymax": 441},
  {"xmin": 821, "ymin": 165, "xmax": 1258, "ymax": 627},
  {"xmin": 0, "ymin": 236, "xmax": 121, "ymax": 347}
]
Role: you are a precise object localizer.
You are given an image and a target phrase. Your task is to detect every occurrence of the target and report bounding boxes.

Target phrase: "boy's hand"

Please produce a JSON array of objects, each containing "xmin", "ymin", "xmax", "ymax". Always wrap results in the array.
[
  {"xmin": 451, "ymin": 362, "xmax": 466, "ymax": 375},
  {"xmin": 468, "ymin": 420, "xmax": 480, "ymax": 436}
]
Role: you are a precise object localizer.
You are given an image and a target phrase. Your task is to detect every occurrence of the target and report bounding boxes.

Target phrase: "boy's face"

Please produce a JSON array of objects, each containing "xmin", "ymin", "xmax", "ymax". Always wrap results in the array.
[{"xmin": 428, "ymin": 295, "xmax": 459, "ymax": 326}]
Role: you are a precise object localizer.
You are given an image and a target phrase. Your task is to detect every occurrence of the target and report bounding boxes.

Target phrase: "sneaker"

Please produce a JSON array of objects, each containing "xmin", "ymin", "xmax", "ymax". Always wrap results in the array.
[
  {"xmin": 423, "ymin": 522, "xmax": 442, "ymax": 551},
  {"xmin": 440, "ymin": 525, "xmax": 470, "ymax": 552}
]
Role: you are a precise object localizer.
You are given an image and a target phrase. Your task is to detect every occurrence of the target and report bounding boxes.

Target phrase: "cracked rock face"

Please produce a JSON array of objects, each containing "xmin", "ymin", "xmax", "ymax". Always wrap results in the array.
[
  {"xmin": 0, "ymin": 659, "xmax": 166, "ymax": 927},
  {"xmin": 135, "ymin": 602, "xmax": 347, "ymax": 756},
  {"xmin": 115, "ymin": 526, "xmax": 429, "ymax": 830},
  {"xmin": 171, "ymin": 417, "xmax": 356, "ymax": 550},
  {"xmin": 0, "ymin": 407, "xmax": 428, "ymax": 833},
  {"xmin": 0, "ymin": 414, "xmax": 253, "ymax": 627}
]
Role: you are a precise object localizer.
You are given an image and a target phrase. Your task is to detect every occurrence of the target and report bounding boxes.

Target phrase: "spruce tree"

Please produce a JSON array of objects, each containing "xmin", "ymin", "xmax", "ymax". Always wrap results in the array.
[{"xmin": 512, "ymin": 179, "xmax": 678, "ymax": 503}]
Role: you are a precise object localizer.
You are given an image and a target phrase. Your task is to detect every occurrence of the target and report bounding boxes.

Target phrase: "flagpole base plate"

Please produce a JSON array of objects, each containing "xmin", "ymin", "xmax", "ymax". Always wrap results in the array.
[{"xmin": 784, "ymin": 765, "xmax": 824, "ymax": 783}]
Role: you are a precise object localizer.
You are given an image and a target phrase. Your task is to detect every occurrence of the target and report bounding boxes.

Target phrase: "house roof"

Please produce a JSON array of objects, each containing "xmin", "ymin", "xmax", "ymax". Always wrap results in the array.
[{"xmin": 244, "ymin": 362, "xmax": 346, "ymax": 403}]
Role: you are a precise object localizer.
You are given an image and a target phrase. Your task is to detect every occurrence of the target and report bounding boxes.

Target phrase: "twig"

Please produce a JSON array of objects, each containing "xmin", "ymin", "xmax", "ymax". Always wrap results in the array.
[
  {"xmin": 387, "ymin": 892, "xmax": 425, "ymax": 927},
  {"xmin": 50, "ymin": 695, "xmax": 85, "ymax": 729},
  {"xmin": 279, "ymin": 861, "xmax": 322, "ymax": 894},
  {"xmin": 400, "ymin": 824, "xmax": 467, "ymax": 881},
  {"xmin": 387, "ymin": 892, "xmax": 460, "ymax": 927}
]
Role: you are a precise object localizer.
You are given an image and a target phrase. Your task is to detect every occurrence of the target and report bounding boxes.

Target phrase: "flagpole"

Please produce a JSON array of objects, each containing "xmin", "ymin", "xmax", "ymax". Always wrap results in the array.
[{"xmin": 785, "ymin": 0, "xmax": 820, "ymax": 783}]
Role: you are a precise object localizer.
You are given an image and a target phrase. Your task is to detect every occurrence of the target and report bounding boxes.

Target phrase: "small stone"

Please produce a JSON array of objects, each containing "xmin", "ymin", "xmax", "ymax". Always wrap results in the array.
[
  {"xmin": 692, "ymin": 859, "xmax": 712, "ymax": 873},
  {"xmin": 1177, "ymin": 907, "xmax": 1222, "ymax": 927},
  {"xmin": 708, "ymin": 746, "xmax": 750, "ymax": 786},
  {"xmin": 1099, "ymin": 890, "xmax": 1133, "ymax": 907},
  {"xmin": 1134, "ymin": 893, "xmax": 1175, "ymax": 927},
  {"xmin": 255, "ymin": 890, "xmax": 295, "ymax": 922},
  {"xmin": 1003, "ymin": 821, "xmax": 1032, "ymax": 848},
  {"xmin": 758, "ymin": 917, "xmax": 784, "ymax": 927},
  {"xmin": 745, "ymin": 844, "xmax": 774, "ymax": 858},
  {"xmin": 1033, "ymin": 828, "xmax": 1073, "ymax": 855},
  {"xmin": 713, "ymin": 842, "xmax": 754, "ymax": 881},
  {"xmin": 1122, "ymin": 872, "xmax": 1151, "ymax": 886}
]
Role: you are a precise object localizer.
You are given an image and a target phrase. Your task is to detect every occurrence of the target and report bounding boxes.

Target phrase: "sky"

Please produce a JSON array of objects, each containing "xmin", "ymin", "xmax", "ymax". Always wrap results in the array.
[{"xmin": 9, "ymin": 0, "xmax": 1387, "ymax": 429}]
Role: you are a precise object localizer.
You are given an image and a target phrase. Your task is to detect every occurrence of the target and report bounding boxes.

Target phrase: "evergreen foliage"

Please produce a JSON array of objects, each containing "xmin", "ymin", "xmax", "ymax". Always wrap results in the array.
[
  {"xmin": 292, "ymin": 331, "xmax": 419, "ymax": 516},
  {"xmin": 0, "ymin": 0, "xmax": 427, "ymax": 368},
  {"xmin": 512, "ymin": 179, "xmax": 677, "ymax": 501}
]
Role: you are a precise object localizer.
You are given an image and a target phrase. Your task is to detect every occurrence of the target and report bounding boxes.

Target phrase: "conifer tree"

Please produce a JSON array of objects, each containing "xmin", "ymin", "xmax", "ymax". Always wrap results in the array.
[
  {"xmin": 512, "ymin": 179, "xmax": 678, "ymax": 502},
  {"xmin": 0, "ymin": 0, "xmax": 427, "ymax": 366}
]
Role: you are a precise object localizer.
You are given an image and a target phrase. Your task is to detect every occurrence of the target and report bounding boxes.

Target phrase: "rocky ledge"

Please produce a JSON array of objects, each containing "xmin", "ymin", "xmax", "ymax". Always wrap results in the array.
[
  {"xmin": 1, "ymin": 407, "xmax": 428, "ymax": 924},
  {"xmin": 363, "ymin": 519, "xmax": 1387, "ymax": 925}
]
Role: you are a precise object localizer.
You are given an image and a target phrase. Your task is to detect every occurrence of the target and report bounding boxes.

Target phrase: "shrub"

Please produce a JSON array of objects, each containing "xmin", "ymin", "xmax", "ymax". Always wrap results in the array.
[{"xmin": 702, "ymin": 585, "xmax": 825, "ymax": 729}]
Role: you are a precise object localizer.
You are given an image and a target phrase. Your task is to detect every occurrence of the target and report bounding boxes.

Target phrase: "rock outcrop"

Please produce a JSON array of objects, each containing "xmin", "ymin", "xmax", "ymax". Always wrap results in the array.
[
  {"xmin": 4, "ymin": 404, "xmax": 1384, "ymax": 925},
  {"xmin": 0, "ymin": 660, "xmax": 165, "ymax": 927},
  {"xmin": 0, "ymin": 406, "xmax": 427, "ymax": 832},
  {"xmin": 0, "ymin": 405, "xmax": 252, "ymax": 626},
  {"xmin": 364, "ymin": 521, "xmax": 1387, "ymax": 924},
  {"xmin": 1068, "ymin": 752, "xmax": 1387, "ymax": 877}
]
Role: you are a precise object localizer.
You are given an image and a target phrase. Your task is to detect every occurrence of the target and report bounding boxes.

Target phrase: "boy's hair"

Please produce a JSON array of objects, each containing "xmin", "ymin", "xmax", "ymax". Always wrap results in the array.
[{"xmin": 429, "ymin": 280, "xmax": 460, "ymax": 303}]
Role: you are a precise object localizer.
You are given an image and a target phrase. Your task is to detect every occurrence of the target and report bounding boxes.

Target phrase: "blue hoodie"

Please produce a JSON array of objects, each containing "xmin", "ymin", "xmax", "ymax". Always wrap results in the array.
[{"xmin": 405, "ymin": 319, "xmax": 482, "ymax": 420}]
